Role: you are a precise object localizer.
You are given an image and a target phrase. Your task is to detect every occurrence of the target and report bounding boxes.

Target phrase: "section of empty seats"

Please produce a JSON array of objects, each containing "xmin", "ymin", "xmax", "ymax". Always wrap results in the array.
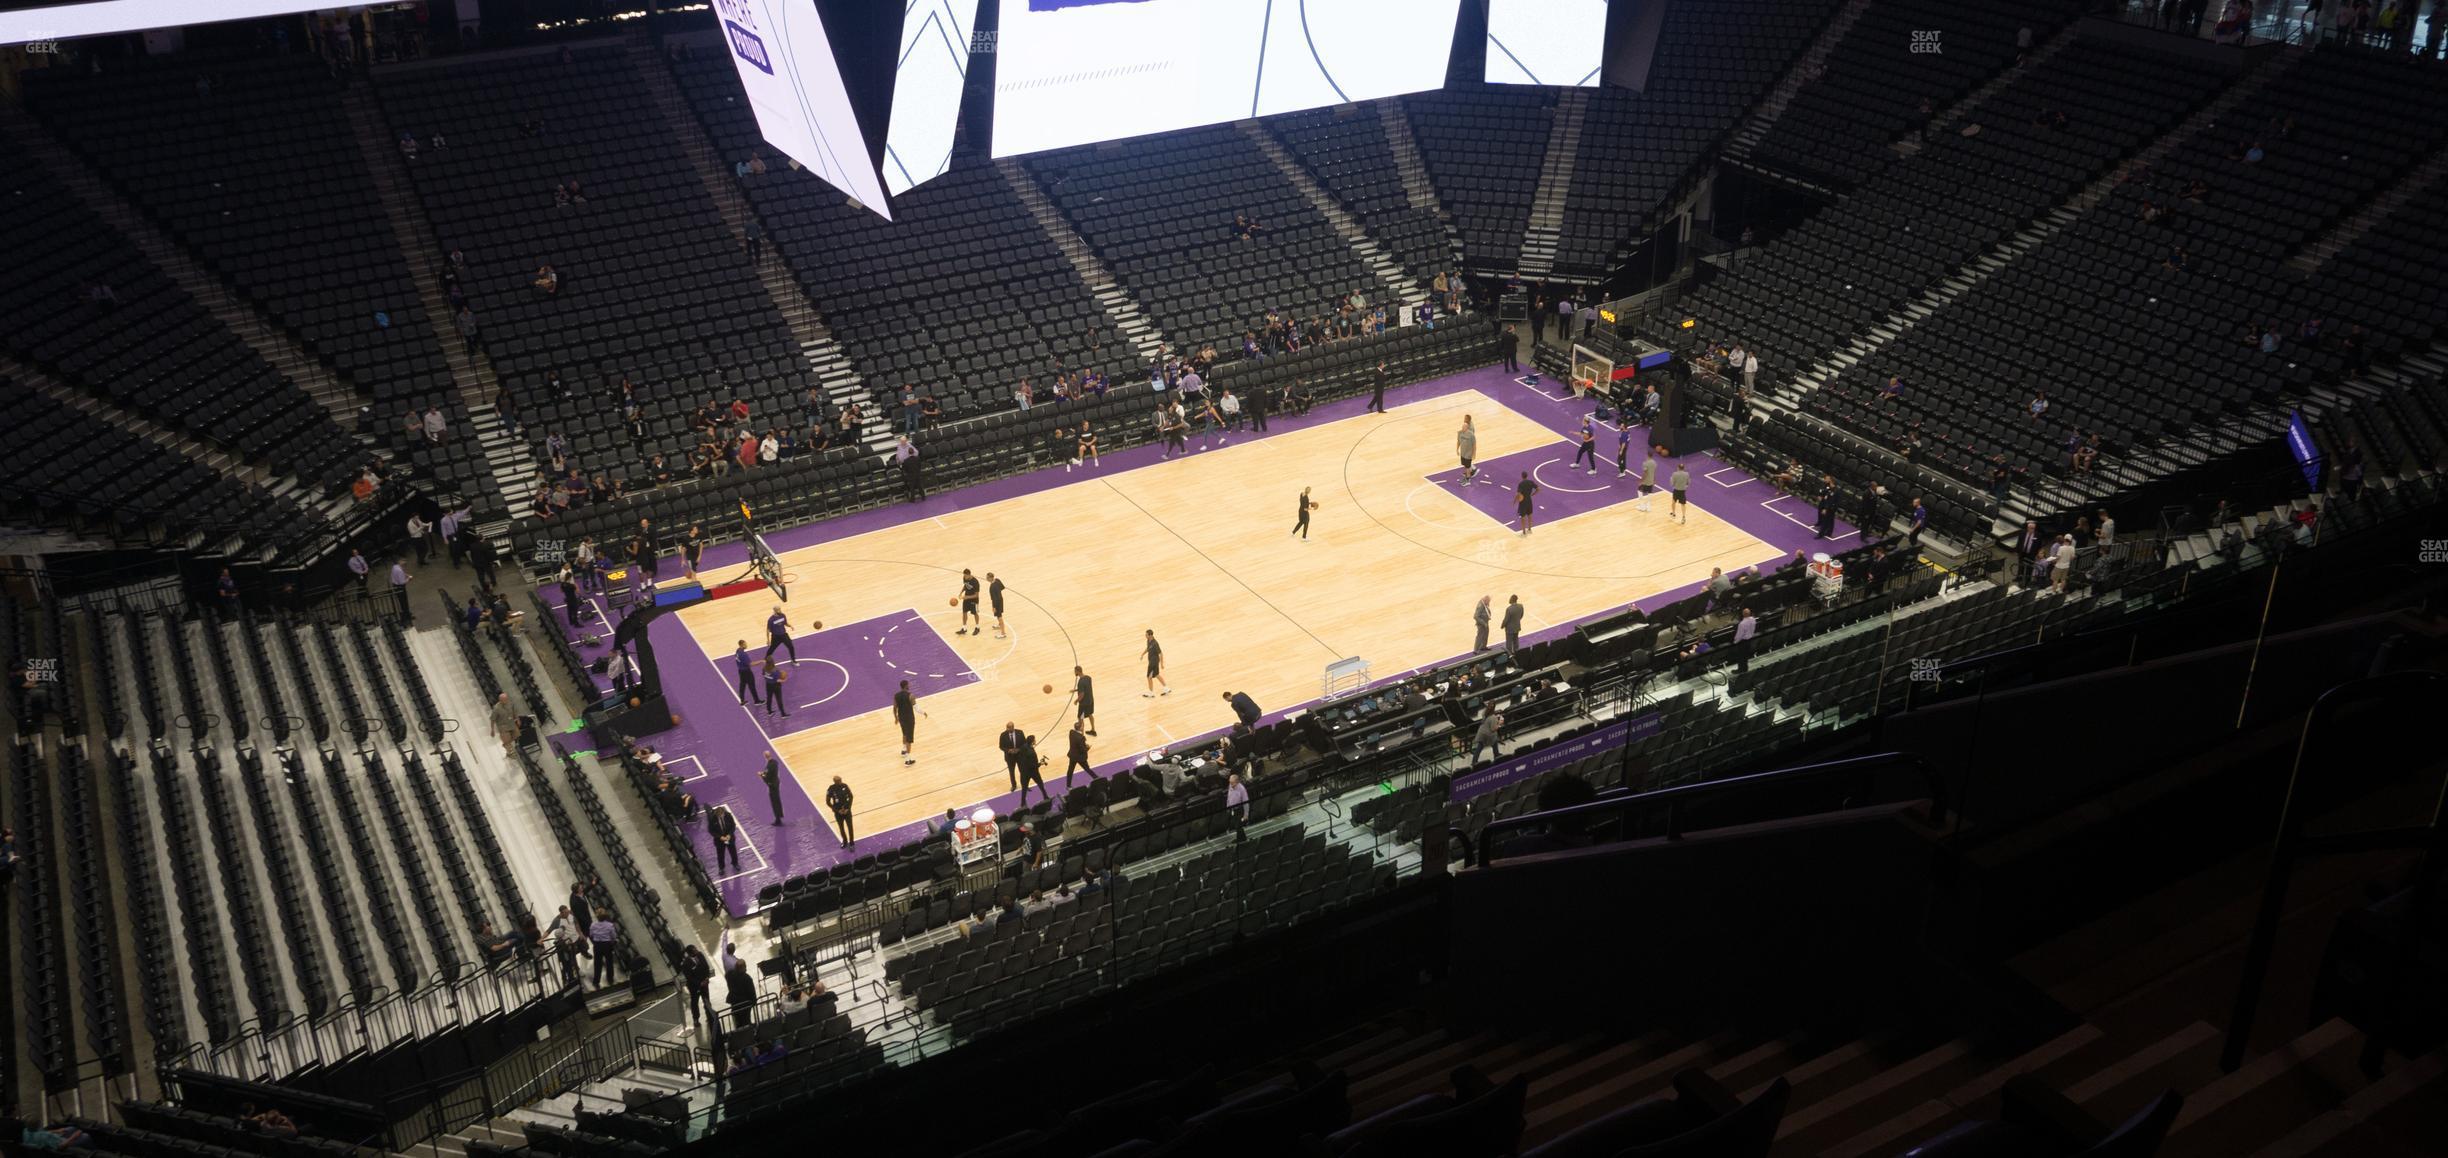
[
  {"xmin": 1556, "ymin": 0, "xmax": 1851, "ymax": 273},
  {"xmin": 102, "ymin": 746, "xmax": 191, "ymax": 1058},
  {"xmin": 1750, "ymin": 0, "xmax": 2076, "ymax": 190},
  {"xmin": 2309, "ymin": 165, "xmax": 2448, "ymax": 359},
  {"xmin": 159, "ymin": 612, "xmax": 300, "ymax": 1028},
  {"xmin": 55, "ymin": 735, "xmax": 132, "ymax": 1076},
  {"xmin": 0, "ymin": 384, "xmax": 333, "ymax": 558},
  {"xmin": 23, "ymin": 57, "xmax": 469, "ymax": 482},
  {"xmin": 0, "ymin": 138, "xmax": 359, "ymax": 493},
  {"xmin": 1270, "ymin": 104, "xmax": 1455, "ymax": 284},
  {"xmin": 1404, "ymin": 89, "xmax": 1553, "ymax": 270},
  {"xmin": 882, "ymin": 825, "xmax": 1391, "ymax": 1043},
  {"xmin": 9, "ymin": 738, "xmax": 72, "ymax": 1089},
  {"xmin": 668, "ymin": 54, "xmax": 1134, "ymax": 424},
  {"xmin": 1024, "ymin": 123, "xmax": 1391, "ymax": 355},
  {"xmin": 1680, "ymin": 36, "xmax": 2230, "ymax": 385},
  {"xmin": 1805, "ymin": 48, "xmax": 2448, "ymax": 487},
  {"xmin": 372, "ymin": 48, "xmax": 814, "ymax": 498}
]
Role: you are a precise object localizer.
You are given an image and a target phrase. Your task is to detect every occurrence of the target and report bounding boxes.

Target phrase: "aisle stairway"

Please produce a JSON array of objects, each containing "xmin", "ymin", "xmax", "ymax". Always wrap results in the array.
[
  {"xmin": 341, "ymin": 85, "xmax": 529, "ymax": 537},
  {"xmin": 627, "ymin": 40, "xmax": 887, "ymax": 456},
  {"xmin": 998, "ymin": 157, "xmax": 1172, "ymax": 363},
  {"xmin": 1241, "ymin": 120, "xmax": 1431, "ymax": 312},
  {"xmin": 1722, "ymin": 0, "xmax": 1879, "ymax": 166},
  {"xmin": 1517, "ymin": 90, "xmax": 1587, "ymax": 279},
  {"xmin": 0, "ymin": 105, "xmax": 369, "ymax": 503}
]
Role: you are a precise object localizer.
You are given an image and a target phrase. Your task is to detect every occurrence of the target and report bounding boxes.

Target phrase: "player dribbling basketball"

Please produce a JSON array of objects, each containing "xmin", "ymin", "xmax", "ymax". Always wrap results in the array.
[{"xmin": 955, "ymin": 568, "xmax": 982, "ymax": 635}]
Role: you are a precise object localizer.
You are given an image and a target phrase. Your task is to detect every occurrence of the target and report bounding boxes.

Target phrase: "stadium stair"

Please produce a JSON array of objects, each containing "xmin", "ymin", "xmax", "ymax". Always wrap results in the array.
[
  {"xmin": 1515, "ymin": 88, "xmax": 1586, "ymax": 279},
  {"xmin": 996, "ymin": 156, "xmax": 1174, "ymax": 365},
  {"xmin": 1782, "ymin": 45, "xmax": 2307, "ymax": 408},
  {"xmin": 0, "ymin": 352, "xmax": 257, "ymax": 486},
  {"xmin": 0, "ymin": 106, "xmax": 369, "ymax": 528},
  {"xmin": 631, "ymin": 37, "xmax": 887, "ymax": 459},
  {"xmin": 1907, "ymin": 19, "xmax": 2087, "ymax": 154},
  {"xmin": 1374, "ymin": 100, "xmax": 1460, "ymax": 270},
  {"xmin": 2286, "ymin": 145, "xmax": 2448, "ymax": 274},
  {"xmin": 1239, "ymin": 120, "xmax": 1432, "ymax": 312},
  {"xmin": 341, "ymin": 84, "xmax": 531, "ymax": 536},
  {"xmin": 1721, "ymin": 0, "xmax": 1878, "ymax": 167}
]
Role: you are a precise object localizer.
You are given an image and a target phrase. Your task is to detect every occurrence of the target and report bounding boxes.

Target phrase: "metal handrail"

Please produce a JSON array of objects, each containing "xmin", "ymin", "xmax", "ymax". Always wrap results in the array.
[
  {"xmin": 1477, "ymin": 750, "xmax": 1943, "ymax": 864},
  {"xmin": 2219, "ymin": 670, "xmax": 2448, "ymax": 1073}
]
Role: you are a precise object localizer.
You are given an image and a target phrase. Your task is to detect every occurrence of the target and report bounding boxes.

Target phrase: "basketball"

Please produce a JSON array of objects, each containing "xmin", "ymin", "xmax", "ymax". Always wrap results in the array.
[
  {"xmin": 948, "ymin": 596, "xmax": 958, "ymax": 607},
  {"xmin": 812, "ymin": 621, "xmax": 822, "ymax": 631},
  {"xmin": 1042, "ymin": 683, "xmax": 1054, "ymax": 694}
]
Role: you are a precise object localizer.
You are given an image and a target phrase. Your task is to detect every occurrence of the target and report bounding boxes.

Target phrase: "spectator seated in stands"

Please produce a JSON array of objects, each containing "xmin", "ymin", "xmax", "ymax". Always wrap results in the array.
[
  {"xmin": 532, "ymin": 263, "xmax": 560, "ymax": 295},
  {"xmin": 478, "ymin": 921, "xmax": 519, "ymax": 966},
  {"xmin": 656, "ymin": 775, "xmax": 697, "ymax": 820},
  {"xmin": 1232, "ymin": 212, "xmax": 1267, "ymax": 240},
  {"xmin": 241, "ymin": 1104, "xmax": 299, "ymax": 1139},
  {"xmin": 397, "ymin": 129, "xmax": 418, "ymax": 160},
  {"xmin": 1880, "ymin": 375, "xmax": 1904, "ymax": 401},
  {"xmin": 12, "ymin": 1118, "xmax": 88, "ymax": 1150}
]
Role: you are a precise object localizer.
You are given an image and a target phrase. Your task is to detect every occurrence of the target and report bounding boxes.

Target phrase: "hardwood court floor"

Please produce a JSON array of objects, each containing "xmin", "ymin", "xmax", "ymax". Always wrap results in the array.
[{"xmin": 672, "ymin": 388, "xmax": 1778, "ymax": 838}]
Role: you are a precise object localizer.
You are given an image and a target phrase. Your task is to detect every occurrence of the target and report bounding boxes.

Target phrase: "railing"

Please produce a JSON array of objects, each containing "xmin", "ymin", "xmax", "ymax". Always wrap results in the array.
[
  {"xmin": 2220, "ymin": 671, "xmax": 2448, "ymax": 1074},
  {"xmin": 1478, "ymin": 751, "xmax": 1943, "ymax": 865},
  {"xmin": 170, "ymin": 959, "xmax": 564, "ymax": 1083},
  {"xmin": 574, "ymin": 742, "xmax": 1446, "ymax": 1142}
]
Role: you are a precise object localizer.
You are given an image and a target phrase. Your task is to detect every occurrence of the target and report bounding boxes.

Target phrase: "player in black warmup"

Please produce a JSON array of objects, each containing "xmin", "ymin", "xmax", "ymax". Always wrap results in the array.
[
  {"xmin": 955, "ymin": 568, "xmax": 982, "ymax": 635},
  {"xmin": 987, "ymin": 572, "xmax": 1008, "ymax": 639},
  {"xmin": 1516, "ymin": 471, "xmax": 1540, "ymax": 536},
  {"xmin": 1292, "ymin": 487, "xmax": 1317, "ymax": 540},
  {"xmin": 1142, "ymin": 629, "xmax": 1170, "ymax": 696}
]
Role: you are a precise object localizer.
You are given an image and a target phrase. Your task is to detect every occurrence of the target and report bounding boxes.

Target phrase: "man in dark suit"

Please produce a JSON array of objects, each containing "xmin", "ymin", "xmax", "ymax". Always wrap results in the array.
[
  {"xmin": 998, "ymin": 721, "xmax": 1027, "ymax": 791},
  {"xmin": 677, "ymin": 944, "xmax": 715, "ymax": 1029},
  {"xmin": 1015, "ymin": 734, "xmax": 1048, "ymax": 807},
  {"xmin": 1064, "ymin": 721, "xmax": 1094, "ymax": 786},
  {"xmin": 1224, "ymin": 691, "xmax": 1262, "ymax": 733},
  {"xmin": 706, "ymin": 804, "xmax": 741, "ymax": 873}
]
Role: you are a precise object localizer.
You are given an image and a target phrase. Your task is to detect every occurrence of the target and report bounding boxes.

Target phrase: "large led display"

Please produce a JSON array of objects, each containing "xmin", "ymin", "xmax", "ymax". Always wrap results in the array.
[
  {"xmin": 992, "ymin": 0, "xmax": 1463, "ymax": 158},
  {"xmin": 1486, "ymin": 0, "xmax": 1606, "ymax": 87},
  {"xmin": 714, "ymin": 0, "xmax": 894, "ymax": 218},
  {"xmin": 882, "ymin": 0, "xmax": 976, "ymax": 195}
]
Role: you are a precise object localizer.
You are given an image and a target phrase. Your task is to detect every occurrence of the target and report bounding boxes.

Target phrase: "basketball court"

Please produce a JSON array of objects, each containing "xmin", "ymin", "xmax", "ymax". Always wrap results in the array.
[{"xmin": 545, "ymin": 367, "xmax": 1829, "ymax": 912}]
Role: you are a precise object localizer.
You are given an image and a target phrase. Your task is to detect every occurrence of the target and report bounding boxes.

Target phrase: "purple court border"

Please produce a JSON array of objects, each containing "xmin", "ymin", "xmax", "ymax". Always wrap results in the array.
[{"xmin": 536, "ymin": 365, "xmax": 1853, "ymax": 915}]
